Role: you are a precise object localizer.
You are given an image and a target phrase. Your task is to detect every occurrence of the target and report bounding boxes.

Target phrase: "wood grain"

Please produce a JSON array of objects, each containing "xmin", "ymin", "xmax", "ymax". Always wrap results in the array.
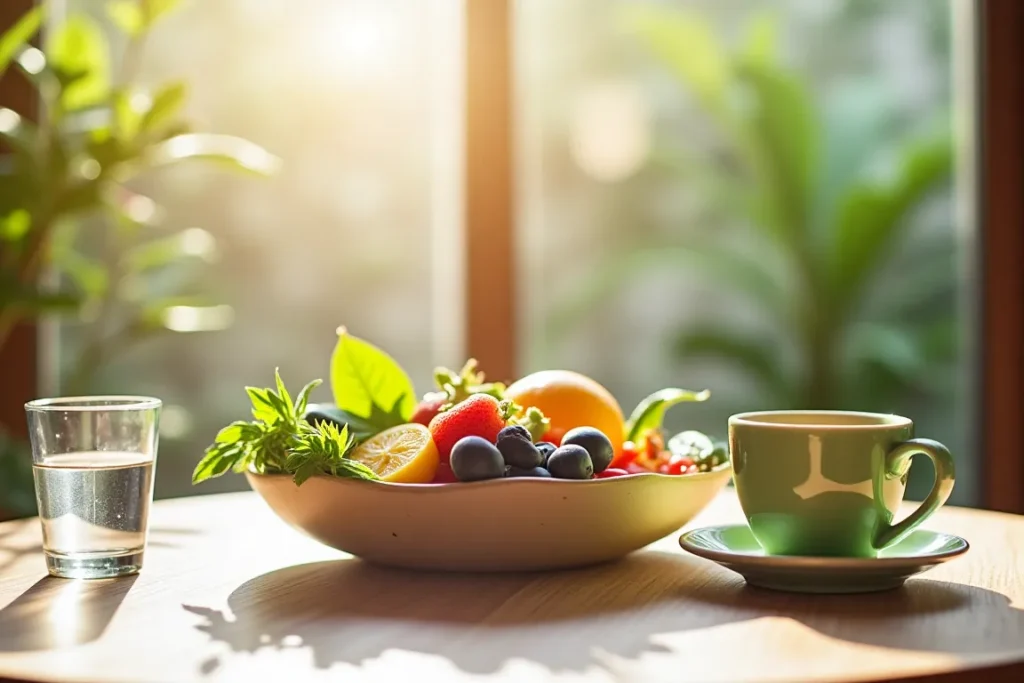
[{"xmin": 0, "ymin": 490, "xmax": 1021, "ymax": 683}]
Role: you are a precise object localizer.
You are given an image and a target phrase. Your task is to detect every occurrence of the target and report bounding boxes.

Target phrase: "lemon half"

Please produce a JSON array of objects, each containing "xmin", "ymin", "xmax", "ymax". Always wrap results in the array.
[{"xmin": 349, "ymin": 423, "xmax": 439, "ymax": 483}]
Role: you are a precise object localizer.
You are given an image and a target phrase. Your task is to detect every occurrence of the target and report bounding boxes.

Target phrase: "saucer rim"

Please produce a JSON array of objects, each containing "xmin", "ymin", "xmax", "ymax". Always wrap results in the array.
[{"xmin": 678, "ymin": 524, "xmax": 970, "ymax": 569}]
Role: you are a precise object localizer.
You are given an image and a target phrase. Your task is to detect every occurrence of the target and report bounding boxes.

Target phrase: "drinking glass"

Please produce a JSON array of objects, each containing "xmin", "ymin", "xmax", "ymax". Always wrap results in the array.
[{"xmin": 25, "ymin": 396, "xmax": 161, "ymax": 579}]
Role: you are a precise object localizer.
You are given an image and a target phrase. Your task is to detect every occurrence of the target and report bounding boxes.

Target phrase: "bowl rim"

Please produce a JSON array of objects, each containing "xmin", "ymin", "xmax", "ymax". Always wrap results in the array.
[{"xmin": 246, "ymin": 461, "xmax": 733, "ymax": 490}]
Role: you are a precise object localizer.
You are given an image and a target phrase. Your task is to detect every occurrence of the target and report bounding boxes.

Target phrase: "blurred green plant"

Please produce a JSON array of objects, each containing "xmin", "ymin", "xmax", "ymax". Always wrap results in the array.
[
  {"xmin": 0, "ymin": 0, "xmax": 277, "ymax": 518},
  {"xmin": 556, "ymin": 6, "xmax": 956, "ymax": 412}
]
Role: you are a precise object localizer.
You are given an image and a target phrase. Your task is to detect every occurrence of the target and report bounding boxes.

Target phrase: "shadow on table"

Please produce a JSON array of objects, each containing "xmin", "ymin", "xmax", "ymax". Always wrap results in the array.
[
  {"xmin": 183, "ymin": 552, "xmax": 1024, "ymax": 676},
  {"xmin": 0, "ymin": 574, "xmax": 137, "ymax": 651}
]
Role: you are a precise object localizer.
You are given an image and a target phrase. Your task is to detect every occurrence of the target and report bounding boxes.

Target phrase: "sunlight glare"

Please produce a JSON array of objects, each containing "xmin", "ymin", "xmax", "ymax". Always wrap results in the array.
[
  {"xmin": 162, "ymin": 305, "xmax": 235, "ymax": 333},
  {"xmin": 312, "ymin": 2, "xmax": 400, "ymax": 80},
  {"xmin": 569, "ymin": 81, "xmax": 651, "ymax": 183},
  {"xmin": 17, "ymin": 47, "xmax": 45, "ymax": 75},
  {"xmin": 50, "ymin": 581, "xmax": 84, "ymax": 648}
]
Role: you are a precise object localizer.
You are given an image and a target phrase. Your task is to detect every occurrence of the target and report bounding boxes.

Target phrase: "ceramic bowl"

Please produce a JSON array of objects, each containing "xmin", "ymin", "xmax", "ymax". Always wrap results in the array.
[{"xmin": 246, "ymin": 465, "xmax": 732, "ymax": 572}]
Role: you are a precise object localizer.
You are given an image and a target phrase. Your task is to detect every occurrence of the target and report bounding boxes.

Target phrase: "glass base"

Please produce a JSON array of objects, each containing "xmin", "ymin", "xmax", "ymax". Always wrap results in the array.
[{"xmin": 45, "ymin": 549, "xmax": 144, "ymax": 579}]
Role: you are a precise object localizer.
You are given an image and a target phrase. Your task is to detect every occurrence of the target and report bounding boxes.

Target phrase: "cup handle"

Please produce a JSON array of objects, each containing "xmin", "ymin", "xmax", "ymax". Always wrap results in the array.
[{"xmin": 872, "ymin": 438, "xmax": 955, "ymax": 550}]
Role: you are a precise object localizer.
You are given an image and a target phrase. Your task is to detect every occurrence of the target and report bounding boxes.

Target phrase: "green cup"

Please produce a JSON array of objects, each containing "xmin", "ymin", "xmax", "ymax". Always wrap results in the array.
[{"xmin": 729, "ymin": 411, "xmax": 955, "ymax": 557}]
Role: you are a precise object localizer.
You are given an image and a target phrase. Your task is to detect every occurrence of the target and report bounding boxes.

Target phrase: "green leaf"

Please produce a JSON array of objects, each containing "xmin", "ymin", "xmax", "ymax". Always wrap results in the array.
[
  {"xmin": 113, "ymin": 89, "xmax": 143, "ymax": 140},
  {"xmin": 146, "ymin": 133, "xmax": 280, "ymax": 175},
  {"xmin": 0, "ymin": 281, "xmax": 82, "ymax": 314},
  {"xmin": 623, "ymin": 5, "xmax": 728, "ymax": 111},
  {"xmin": 121, "ymin": 228, "xmax": 218, "ymax": 273},
  {"xmin": 734, "ymin": 60, "xmax": 820, "ymax": 246},
  {"xmin": 274, "ymin": 368, "xmax": 296, "ymax": 418},
  {"xmin": 828, "ymin": 136, "xmax": 953, "ymax": 311},
  {"xmin": 214, "ymin": 421, "xmax": 249, "ymax": 444},
  {"xmin": 546, "ymin": 242, "xmax": 792, "ymax": 342},
  {"xmin": 245, "ymin": 387, "xmax": 278, "ymax": 424},
  {"xmin": 108, "ymin": 0, "xmax": 182, "ymax": 36},
  {"xmin": 0, "ymin": 209, "xmax": 31, "ymax": 242},
  {"xmin": 673, "ymin": 326, "xmax": 791, "ymax": 402},
  {"xmin": 62, "ymin": 252, "xmax": 109, "ymax": 299},
  {"xmin": 107, "ymin": 1, "xmax": 145, "ymax": 36},
  {"xmin": 141, "ymin": 81, "xmax": 186, "ymax": 133},
  {"xmin": 294, "ymin": 379, "xmax": 318, "ymax": 419},
  {"xmin": 330, "ymin": 327, "xmax": 416, "ymax": 422},
  {"xmin": 192, "ymin": 443, "xmax": 243, "ymax": 484},
  {"xmin": 47, "ymin": 16, "xmax": 110, "ymax": 111},
  {"xmin": 740, "ymin": 12, "xmax": 778, "ymax": 66},
  {"xmin": 0, "ymin": 6, "xmax": 42, "ymax": 77},
  {"xmin": 625, "ymin": 388, "xmax": 711, "ymax": 443}
]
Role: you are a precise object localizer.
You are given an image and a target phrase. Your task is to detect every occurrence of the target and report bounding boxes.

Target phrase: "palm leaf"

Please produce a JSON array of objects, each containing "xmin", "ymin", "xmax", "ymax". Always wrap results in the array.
[
  {"xmin": 828, "ymin": 135, "xmax": 953, "ymax": 311},
  {"xmin": 672, "ymin": 325, "xmax": 793, "ymax": 403},
  {"xmin": 545, "ymin": 243, "xmax": 792, "ymax": 341}
]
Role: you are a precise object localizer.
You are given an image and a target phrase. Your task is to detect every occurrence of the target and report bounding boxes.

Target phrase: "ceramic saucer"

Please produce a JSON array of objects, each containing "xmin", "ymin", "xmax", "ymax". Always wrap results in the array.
[{"xmin": 678, "ymin": 524, "xmax": 969, "ymax": 594}]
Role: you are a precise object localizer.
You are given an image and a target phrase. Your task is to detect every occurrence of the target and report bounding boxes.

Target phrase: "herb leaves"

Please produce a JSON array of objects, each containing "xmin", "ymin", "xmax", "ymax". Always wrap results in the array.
[{"xmin": 192, "ymin": 369, "xmax": 378, "ymax": 486}]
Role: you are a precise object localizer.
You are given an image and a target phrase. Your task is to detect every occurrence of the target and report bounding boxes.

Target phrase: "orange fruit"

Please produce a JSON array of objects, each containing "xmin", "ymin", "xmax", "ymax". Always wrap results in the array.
[{"xmin": 504, "ymin": 370, "xmax": 624, "ymax": 455}]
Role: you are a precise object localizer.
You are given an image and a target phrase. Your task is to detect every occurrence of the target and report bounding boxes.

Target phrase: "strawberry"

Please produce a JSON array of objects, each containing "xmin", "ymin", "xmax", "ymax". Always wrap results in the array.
[
  {"xmin": 428, "ymin": 393, "xmax": 515, "ymax": 463},
  {"xmin": 411, "ymin": 391, "xmax": 447, "ymax": 426}
]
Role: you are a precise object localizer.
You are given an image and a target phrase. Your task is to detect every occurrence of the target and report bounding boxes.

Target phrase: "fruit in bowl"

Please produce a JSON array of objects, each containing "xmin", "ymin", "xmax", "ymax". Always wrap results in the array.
[{"xmin": 192, "ymin": 327, "xmax": 732, "ymax": 570}]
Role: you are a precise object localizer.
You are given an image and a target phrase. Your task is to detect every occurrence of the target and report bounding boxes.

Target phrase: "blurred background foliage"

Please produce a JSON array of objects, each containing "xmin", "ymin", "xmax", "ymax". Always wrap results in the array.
[
  {"xmin": 519, "ymin": 0, "xmax": 967, "ymax": 501},
  {"xmin": 0, "ymin": 0, "xmax": 275, "ymax": 518}
]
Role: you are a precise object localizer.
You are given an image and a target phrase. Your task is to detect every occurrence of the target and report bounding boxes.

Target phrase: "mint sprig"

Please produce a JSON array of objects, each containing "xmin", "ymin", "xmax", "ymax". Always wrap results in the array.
[{"xmin": 192, "ymin": 369, "xmax": 379, "ymax": 486}]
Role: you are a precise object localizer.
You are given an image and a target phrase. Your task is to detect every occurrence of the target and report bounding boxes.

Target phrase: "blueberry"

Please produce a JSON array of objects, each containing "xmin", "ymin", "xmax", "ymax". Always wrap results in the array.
[
  {"xmin": 535, "ymin": 442, "xmax": 557, "ymax": 466},
  {"xmin": 497, "ymin": 424, "xmax": 532, "ymax": 443},
  {"xmin": 506, "ymin": 466, "xmax": 552, "ymax": 478},
  {"xmin": 547, "ymin": 444, "xmax": 594, "ymax": 480},
  {"xmin": 497, "ymin": 437, "xmax": 543, "ymax": 468},
  {"xmin": 450, "ymin": 436, "xmax": 505, "ymax": 482},
  {"xmin": 561, "ymin": 427, "xmax": 614, "ymax": 473}
]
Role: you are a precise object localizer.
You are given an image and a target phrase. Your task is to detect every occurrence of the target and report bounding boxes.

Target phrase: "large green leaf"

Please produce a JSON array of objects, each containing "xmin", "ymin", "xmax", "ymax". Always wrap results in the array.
[
  {"xmin": 622, "ymin": 5, "xmax": 728, "ymax": 112},
  {"xmin": 146, "ymin": 134, "xmax": 280, "ymax": 176},
  {"xmin": 121, "ymin": 228, "xmax": 217, "ymax": 272},
  {"xmin": 812, "ymin": 82, "xmax": 891, "ymax": 242},
  {"xmin": 47, "ymin": 16, "xmax": 110, "ymax": 111},
  {"xmin": 672, "ymin": 325, "xmax": 793, "ymax": 403},
  {"xmin": 0, "ymin": 6, "xmax": 42, "ymax": 78},
  {"xmin": 140, "ymin": 81, "xmax": 187, "ymax": 133},
  {"xmin": 108, "ymin": 0, "xmax": 183, "ymax": 36},
  {"xmin": 546, "ymin": 242, "xmax": 792, "ymax": 342},
  {"xmin": 828, "ymin": 136, "xmax": 953, "ymax": 311},
  {"xmin": 330, "ymin": 327, "xmax": 415, "ymax": 422},
  {"xmin": 734, "ymin": 60, "xmax": 820, "ymax": 248},
  {"xmin": 740, "ymin": 11, "xmax": 778, "ymax": 66}
]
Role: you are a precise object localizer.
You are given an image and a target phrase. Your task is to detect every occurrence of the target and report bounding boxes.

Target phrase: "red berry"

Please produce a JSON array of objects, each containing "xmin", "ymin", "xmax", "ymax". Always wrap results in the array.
[
  {"xmin": 625, "ymin": 462, "xmax": 649, "ymax": 474},
  {"xmin": 411, "ymin": 392, "xmax": 447, "ymax": 426},
  {"xmin": 609, "ymin": 442, "xmax": 639, "ymax": 470},
  {"xmin": 666, "ymin": 460, "xmax": 686, "ymax": 475},
  {"xmin": 428, "ymin": 394, "xmax": 510, "ymax": 464},
  {"xmin": 596, "ymin": 467, "xmax": 629, "ymax": 478},
  {"xmin": 657, "ymin": 463, "xmax": 671, "ymax": 474}
]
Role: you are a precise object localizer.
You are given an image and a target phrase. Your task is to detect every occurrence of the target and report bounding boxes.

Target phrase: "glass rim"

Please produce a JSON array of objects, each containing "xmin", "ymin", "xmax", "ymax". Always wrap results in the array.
[{"xmin": 25, "ymin": 396, "xmax": 162, "ymax": 412}]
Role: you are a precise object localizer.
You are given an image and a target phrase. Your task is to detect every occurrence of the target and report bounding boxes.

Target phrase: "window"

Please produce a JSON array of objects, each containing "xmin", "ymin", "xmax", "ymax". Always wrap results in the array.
[{"xmin": 3, "ymin": 0, "xmax": 1018, "ymax": 514}]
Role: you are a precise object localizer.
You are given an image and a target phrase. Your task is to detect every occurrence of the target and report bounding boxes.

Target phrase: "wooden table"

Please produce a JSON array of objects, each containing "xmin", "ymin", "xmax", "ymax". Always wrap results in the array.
[{"xmin": 0, "ymin": 490, "xmax": 1022, "ymax": 683}]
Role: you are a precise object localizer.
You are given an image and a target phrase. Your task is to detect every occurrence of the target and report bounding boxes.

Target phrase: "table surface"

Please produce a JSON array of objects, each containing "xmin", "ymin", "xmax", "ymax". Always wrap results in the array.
[{"xmin": 0, "ymin": 490, "xmax": 1022, "ymax": 683}]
